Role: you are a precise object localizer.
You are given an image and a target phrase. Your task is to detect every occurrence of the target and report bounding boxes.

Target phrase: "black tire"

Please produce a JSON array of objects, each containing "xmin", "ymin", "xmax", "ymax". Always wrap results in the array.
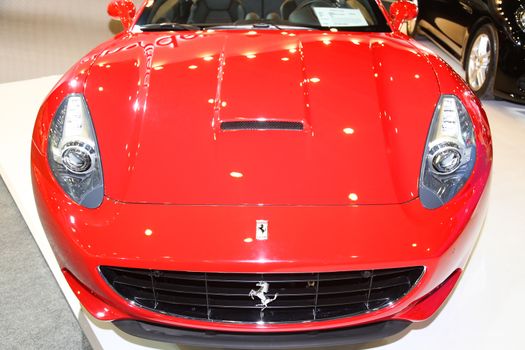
[{"xmin": 464, "ymin": 24, "xmax": 498, "ymax": 99}]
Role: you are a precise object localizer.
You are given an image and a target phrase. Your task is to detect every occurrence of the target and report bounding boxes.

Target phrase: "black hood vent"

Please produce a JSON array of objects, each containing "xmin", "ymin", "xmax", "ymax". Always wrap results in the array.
[{"xmin": 221, "ymin": 121, "xmax": 304, "ymax": 131}]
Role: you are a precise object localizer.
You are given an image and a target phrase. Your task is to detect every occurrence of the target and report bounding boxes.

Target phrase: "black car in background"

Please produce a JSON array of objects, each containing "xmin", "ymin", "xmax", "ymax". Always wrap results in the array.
[{"xmin": 414, "ymin": 0, "xmax": 525, "ymax": 104}]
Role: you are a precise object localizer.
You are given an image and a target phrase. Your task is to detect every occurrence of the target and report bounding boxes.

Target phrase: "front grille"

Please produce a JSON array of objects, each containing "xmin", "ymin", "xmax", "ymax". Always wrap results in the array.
[
  {"xmin": 100, "ymin": 266, "xmax": 424, "ymax": 323},
  {"xmin": 220, "ymin": 121, "xmax": 304, "ymax": 131}
]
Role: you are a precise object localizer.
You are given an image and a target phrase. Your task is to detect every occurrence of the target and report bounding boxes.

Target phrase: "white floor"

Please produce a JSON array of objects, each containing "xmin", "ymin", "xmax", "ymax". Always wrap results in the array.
[{"xmin": 1, "ymin": 41, "xmax": 525, "ymax": 350}]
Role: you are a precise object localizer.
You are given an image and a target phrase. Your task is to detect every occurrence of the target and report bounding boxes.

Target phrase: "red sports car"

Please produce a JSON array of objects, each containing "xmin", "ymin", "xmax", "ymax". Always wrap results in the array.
[{"xmin": 31, "ymin": 0, "xmax": 492, "ymax": 347}]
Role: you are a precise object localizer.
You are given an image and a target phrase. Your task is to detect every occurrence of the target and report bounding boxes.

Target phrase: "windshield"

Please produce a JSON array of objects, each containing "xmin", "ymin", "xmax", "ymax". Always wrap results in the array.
[{"xmin": 136, "ymin": 0, "xmax": 390, "ymax": 32}]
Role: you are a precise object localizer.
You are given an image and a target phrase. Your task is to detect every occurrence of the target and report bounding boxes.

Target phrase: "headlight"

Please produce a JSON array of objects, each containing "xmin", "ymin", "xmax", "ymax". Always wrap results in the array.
[
  {"xmin": 419, "ymin": 95, "xmax": 476, "ymax": 209},
  {"xmin": 48, "ymin": 94, "xmax": 104, "ymax": 208},
  {"xmin": 517, "ymin": 7, "xmax": 525, "ymax": 32}
]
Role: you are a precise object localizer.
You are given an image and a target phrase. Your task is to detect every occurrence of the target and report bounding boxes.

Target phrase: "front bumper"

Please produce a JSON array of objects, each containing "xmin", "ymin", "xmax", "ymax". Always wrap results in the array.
[
  {"xmin": 114, "ymin": 319, "xmax": 411, "ymax": 349},
  {"xmin": 65, "ymin": 267, "xmax": 462, "ymax": 348},
  {"xmin": 33, "ymin": 151, "xmax": 490, "ymax": 335}
]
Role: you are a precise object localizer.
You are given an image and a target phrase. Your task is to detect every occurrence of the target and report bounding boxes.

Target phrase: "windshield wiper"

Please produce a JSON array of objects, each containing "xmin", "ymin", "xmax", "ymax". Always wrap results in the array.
[
  {"xmin": 206, "ymin": 22, "xmax": 285, "ymax": 30},
  {"xmin": 139, "ymin": 23, "xmax": 202, "ymax": 32},
  {"xmin": 251, "ymin": 22, "xmax": 283, "ymax": 30}
]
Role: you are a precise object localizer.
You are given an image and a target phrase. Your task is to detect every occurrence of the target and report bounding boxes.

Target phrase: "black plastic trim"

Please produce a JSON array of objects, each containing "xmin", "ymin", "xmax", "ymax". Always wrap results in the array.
[
  {"xmin": 114, "ymin": 319, "xmax": 411, "ymax": 349},
  {"xmin": 100, "ymin": 266, "xmax": 424, "ymax": 323},
  {"xmin": 221, "ymin": 121, "xmax": 304, "ymax": 131}
]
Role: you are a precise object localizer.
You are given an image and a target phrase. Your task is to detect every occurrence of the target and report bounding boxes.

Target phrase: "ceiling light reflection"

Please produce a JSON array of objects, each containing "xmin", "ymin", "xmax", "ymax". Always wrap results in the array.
[{"xmin": 348, "ymin": 193, "xmax": 358, "ymax": 201}]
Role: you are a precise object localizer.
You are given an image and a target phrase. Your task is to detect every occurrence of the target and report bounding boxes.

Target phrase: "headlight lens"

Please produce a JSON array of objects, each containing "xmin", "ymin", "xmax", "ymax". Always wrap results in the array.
[
  {"xmin": 419, "ymin": 95, "xmax": 476, "ymax": 209},
  {"xmin": 48, "ymin": 94, "xmax": 104, "ymax": 208},
  {"xmin": 517, "ymin": 8, "xmax": 525, "ymax": 32}
]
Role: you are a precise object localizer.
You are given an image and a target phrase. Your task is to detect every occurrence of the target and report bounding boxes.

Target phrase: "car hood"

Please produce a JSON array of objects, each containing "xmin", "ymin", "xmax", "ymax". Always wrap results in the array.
[{"xmin": 84, "ymin": 30, "xmax": 440, "ymax": 205}]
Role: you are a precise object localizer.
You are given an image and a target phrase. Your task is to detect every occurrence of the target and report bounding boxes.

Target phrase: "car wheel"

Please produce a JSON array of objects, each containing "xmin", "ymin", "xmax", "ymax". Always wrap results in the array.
[{"xmin": 465, "ymin": 24, "xmax": 498, "ymax": 99}]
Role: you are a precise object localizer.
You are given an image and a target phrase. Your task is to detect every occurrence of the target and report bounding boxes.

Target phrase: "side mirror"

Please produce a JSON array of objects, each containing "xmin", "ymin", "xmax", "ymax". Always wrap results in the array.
[
  {"xmin": 108, "ymin": 0, "xmax": 136, "ymax": 31},
  {"xmin": 389, "ymin": 1, "xmax": 418, "ymax": 33}
]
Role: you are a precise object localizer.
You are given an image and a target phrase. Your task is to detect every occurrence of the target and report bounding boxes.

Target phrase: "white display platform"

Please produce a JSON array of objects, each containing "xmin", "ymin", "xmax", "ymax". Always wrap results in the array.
[{"xmin": 1, "ymin": 50, "xmax": 525, "ymax": 349}]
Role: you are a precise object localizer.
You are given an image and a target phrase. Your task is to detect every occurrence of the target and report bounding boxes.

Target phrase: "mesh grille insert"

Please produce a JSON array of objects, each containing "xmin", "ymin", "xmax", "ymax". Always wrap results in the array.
[
  {"xmin": 220, "ymin": 121, "xmax": 304, "ymax": 131},
  {"xmin": 100, "ymin": 266, "xmax": 424, "ymax": 324}
]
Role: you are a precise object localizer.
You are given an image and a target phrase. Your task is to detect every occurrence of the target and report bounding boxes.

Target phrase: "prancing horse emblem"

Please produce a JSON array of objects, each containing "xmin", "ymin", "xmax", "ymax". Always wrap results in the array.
[
  {"xmin": 256, "ymin": 219, "xmax": 268, "ymax": 240},
  {"xmin": 249, "ymin": 282, "xmax": 278, "ymax": 310}
]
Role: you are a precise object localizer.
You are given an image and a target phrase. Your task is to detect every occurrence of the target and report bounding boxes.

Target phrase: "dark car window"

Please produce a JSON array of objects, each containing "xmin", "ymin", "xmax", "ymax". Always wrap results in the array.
[{"xmin": 136, "ymin": 0, "xmax": 390, "ymax": 32}]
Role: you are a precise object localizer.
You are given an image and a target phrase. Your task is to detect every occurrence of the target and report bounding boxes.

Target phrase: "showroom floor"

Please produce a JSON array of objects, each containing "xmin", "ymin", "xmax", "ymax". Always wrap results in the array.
[{"xmin": 0, "ymin": 178, "xmax": 92, "ymax": 350}]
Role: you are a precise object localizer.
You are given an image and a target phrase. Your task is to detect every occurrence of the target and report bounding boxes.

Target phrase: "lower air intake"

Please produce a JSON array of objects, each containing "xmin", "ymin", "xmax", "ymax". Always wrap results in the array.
[{"xmin": 100, "ymin": 266, "xmax": 424, "ymax": 323}]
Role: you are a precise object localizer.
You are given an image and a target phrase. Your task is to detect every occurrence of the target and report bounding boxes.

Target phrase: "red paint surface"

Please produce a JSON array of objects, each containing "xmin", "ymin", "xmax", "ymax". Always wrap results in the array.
[
  {"xmin": 31, "ymin": 1, "xmax": 492, "ymax": 334},
  {"xmin": 395, "ymin": 269, "xmax": 463, "ymax": 321}
]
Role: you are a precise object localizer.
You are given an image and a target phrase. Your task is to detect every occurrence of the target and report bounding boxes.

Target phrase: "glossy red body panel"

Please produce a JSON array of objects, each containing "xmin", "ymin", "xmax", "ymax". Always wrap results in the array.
[
  {"xmin": 83, "ymin": 31, "xmax": 440, "ymax": 205},
  {"xmin": 394, "ymin": 268, "xmax": 462, "ymax": 321},
  {"xmin": 31, "ymin": 0, "xmax": 492, "ymax": 336}
]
